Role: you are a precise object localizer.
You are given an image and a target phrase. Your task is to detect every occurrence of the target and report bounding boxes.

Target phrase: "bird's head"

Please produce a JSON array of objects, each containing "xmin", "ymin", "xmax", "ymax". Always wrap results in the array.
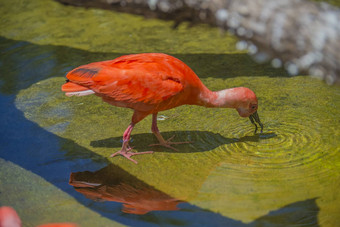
[{"xmin": 233, "ymin": 87, "xmax": 263, "ymax": 133}]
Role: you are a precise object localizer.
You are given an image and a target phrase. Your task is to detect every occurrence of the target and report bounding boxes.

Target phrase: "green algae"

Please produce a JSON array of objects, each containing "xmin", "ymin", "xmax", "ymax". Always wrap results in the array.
[
  {"xmin": 1, "ymin": 0, "xmax": 340, "ymax": 226},
  {"xmin": 0, "ymin": 0, "xmax": 238, "ymax": 54},
  {"xmin": 312, "ymin": 0, "xmax": 340, "ymax": 6}
]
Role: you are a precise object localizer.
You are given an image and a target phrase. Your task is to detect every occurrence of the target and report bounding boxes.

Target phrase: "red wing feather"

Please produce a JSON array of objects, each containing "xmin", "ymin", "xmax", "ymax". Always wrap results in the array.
[
  {"xmin": 94, "ymin": 69, "xmax": 183, "ymax": 104},
  {"xmin": 64, "ymin": 54, "xmax": 186, "ymax": 105},
  {"xmin": 66, "ymin": 64, "xmax": 101, "ymax": 86}
]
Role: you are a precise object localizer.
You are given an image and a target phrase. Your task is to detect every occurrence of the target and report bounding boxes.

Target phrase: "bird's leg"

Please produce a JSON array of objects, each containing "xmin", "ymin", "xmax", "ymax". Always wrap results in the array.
[
  {"xmin": 110, "ymin": 123, "xmax": 153, "ymax": 164},
  {"xmin": 149, "ymin": 113, "xmax": 191, "ymax": 151}
]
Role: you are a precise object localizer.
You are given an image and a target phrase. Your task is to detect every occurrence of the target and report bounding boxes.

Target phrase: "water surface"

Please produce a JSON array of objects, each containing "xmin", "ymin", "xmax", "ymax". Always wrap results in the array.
[{"xmin": 0, "ymin": 0, "xmax": 339, "ymax": 226}]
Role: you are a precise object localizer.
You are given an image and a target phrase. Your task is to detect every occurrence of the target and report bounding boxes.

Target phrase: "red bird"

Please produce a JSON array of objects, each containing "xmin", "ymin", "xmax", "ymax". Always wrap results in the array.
[{"xmin": 61, "ymin": 53, "xmax": 263, "ymax": 164}]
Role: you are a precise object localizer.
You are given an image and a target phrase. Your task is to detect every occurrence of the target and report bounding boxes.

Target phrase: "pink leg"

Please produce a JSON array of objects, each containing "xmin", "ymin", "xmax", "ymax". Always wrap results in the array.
[
  {"xmin": 110, "ymin": 123, "xmax": 153, "ymax": 164},
  {"xmin": 149, "ymin": 113, "xmax": 191, "ymax": 151}
]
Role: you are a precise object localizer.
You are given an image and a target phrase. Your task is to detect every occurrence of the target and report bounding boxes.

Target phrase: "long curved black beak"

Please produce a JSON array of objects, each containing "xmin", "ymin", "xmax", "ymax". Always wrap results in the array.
[{"xmin": 249, "ymin": 111, "xmax": 263, "ymax": 134}]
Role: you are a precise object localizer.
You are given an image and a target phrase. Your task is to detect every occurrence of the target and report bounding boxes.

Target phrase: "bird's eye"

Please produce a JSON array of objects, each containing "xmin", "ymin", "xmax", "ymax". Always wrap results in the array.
[{"xmin": 250, "ymin": 104, "xmax": 257, "ymax": 109}]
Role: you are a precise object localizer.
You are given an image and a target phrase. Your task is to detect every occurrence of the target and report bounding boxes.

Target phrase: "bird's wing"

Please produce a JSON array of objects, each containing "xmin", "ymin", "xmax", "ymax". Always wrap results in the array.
[{"xmin": 66, "ymin": 58, "xmax": 184, "ymax": 105}]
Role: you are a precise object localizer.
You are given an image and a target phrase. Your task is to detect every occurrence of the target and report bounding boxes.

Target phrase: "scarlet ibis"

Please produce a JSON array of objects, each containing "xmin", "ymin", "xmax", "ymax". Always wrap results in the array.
[{"xmin": 61, "ymin": 53, "xmax": 263, "ymax": 164}]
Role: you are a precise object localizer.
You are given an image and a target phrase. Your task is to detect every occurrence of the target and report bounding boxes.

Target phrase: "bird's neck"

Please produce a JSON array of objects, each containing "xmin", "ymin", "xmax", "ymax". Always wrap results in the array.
[{"xmin": 196, "ymin": 87, "xmax": 240, "ymax": 109}]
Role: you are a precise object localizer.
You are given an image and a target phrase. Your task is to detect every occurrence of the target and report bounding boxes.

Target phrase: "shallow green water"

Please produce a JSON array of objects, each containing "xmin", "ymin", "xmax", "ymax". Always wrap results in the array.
[{"xmin": 1, "ymin": 0, "xmax": 340, "ymax": 226}]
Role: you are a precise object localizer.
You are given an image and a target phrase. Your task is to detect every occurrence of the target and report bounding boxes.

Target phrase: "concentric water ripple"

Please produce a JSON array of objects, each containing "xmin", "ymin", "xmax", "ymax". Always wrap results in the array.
[{"xmin": 223, "ymin": 115, "xmax": 339, "ymax": 168}]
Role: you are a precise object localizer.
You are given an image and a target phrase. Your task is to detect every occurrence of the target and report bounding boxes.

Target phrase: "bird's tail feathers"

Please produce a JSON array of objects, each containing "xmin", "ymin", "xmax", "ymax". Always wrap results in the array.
[{"xmin": 62, "ymin": 81, "xmax": 95, "ymax": 97}]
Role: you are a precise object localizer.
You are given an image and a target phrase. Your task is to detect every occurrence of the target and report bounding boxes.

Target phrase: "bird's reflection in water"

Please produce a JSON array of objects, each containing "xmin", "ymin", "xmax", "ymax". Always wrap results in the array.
[
  {"xmin": 69, "ymin": 164, "xmax": 183, "ymax": 215},
  {"xmin": 69, "ymin": 133, "xmax": 277, "ymax": 215}
]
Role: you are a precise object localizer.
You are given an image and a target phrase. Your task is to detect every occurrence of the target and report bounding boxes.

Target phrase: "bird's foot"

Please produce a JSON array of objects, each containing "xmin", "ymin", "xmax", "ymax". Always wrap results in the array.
[
  {"xmin": 110, "ymin": 146, "xmax": 153, "ymax": 164},
  {"xmin": 149, "ymin": 135, "xmax": 191, "ymax": 151}
]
